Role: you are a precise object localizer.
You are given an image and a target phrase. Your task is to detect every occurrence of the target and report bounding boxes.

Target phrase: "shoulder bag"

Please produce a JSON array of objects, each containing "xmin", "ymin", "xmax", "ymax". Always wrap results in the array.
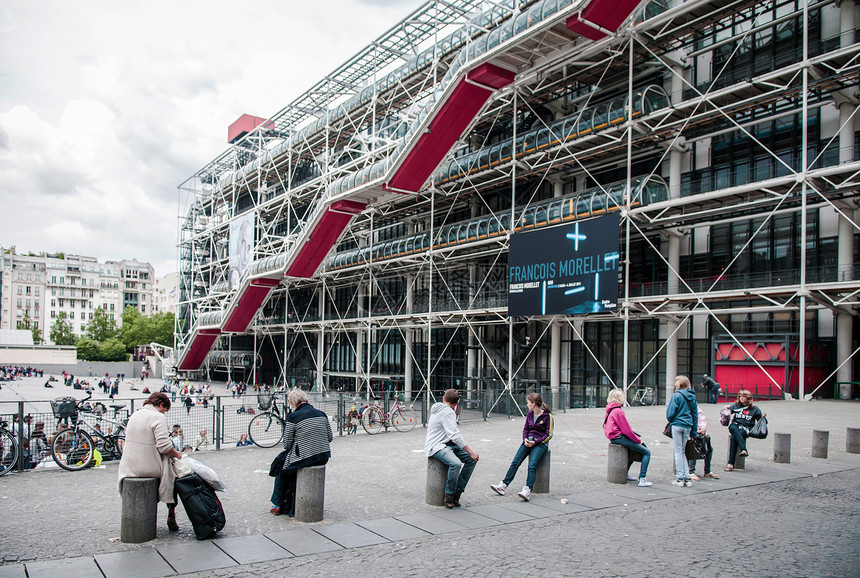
[{"xmin": 269, "ymin": 450, "xmax": 287, "ymax": 477}]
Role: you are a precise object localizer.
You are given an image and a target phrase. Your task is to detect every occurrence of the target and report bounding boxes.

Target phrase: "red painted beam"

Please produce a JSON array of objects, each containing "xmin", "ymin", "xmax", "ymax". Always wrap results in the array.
[
  {"xmin": 386, "ymin": 64, "xmax": 515, "ymax": 194},
  {"xmin": 565, "ymin": 15, "xmax": 607, "ymax": 40},
  {"xmin": 287, "ymin": 202, "xmax": 366, "ymax": 278},
  {"xmin": 566, "ymin": 0, "xmax": 642, "ymax": 40},
  {"xmin": 177, "ymin": 329, "xmax": 221, "ymax": 371},
  {"xmin": 222, "ymin": 278, "xmax": 280, "ymax": 333}
]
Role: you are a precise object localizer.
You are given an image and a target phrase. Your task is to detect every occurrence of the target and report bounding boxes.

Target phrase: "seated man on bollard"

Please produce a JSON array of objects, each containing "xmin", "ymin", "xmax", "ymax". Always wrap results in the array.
[
  {"xmin": 425, "ymin": 389, "xmax": 479, "ymax": 509},
  {"xmin": 271, "ymin": 389, "xmax": 333, "ymax": 517}
]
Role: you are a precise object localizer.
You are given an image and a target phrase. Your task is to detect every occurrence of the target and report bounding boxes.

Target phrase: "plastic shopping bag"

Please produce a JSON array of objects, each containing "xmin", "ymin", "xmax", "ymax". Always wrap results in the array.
[{"xmin": 182, "ymin": 455, "xmax": 228, "ymax": 491}]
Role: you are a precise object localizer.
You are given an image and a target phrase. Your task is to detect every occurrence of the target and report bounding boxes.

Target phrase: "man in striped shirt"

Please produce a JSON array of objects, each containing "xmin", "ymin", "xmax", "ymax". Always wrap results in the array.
[{"xmin": 271, "ymin": 389, "xmax": 333, "ymax": 517}]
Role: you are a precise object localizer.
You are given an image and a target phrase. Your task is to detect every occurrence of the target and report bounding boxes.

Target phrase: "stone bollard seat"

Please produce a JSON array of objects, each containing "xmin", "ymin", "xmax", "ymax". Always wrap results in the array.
[
  {"xmin": 121, "ymin": 477, "xmax": 158, "ymax": 543},
  {"xmin": 607, "ymin": 443, "xmax": 628, "ymax": 484},
  {"xmin": 533, "ymin": 449, "xmax": 551, "ymax": 493},
  {"xmin": 425, "ymin": 457, "xmax": 448, "ymax": 506},
  {"xmin": 295, "ymin": 465, "xmax": 326, "ymax": 523}
]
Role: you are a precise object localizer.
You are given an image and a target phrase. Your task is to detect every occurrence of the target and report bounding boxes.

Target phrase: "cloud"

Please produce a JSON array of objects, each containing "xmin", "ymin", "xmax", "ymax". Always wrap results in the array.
[{"xmin": 0, "ymin": 0, "xmax": 414, "ymax": 277}]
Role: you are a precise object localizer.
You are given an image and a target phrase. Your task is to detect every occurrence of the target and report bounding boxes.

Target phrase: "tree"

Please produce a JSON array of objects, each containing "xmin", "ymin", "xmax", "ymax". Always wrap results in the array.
[
  {"xmin": 119, "ymin": 306, "xmax": 174, "ymax": 350},
  {"xmin": 85, "ymin": 307, "xmax": 118, "ymax": 342},
  {"xmin": 18, "ymin": 311, "xmax": 43, "ymax": 344},
  {"xmin": 50, "ymin": 312, "xmax": 76, "ymax": 346},
  {"xmin": 119, "ymin": 305, "xmax": 144, "ymax": 350},
  {"xmin": 100, "ymin": 339, "xmax": 129, "ymax": 362},
  {"xmin": 75, "ymin": 337, "xmax": 100, "ymax": 361}
]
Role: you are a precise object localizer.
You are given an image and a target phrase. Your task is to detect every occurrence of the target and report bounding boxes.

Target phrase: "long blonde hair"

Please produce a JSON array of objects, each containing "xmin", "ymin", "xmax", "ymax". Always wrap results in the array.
[{"xmin": 607, "ymin": 389, "xmax": 624, "ymax": 405}]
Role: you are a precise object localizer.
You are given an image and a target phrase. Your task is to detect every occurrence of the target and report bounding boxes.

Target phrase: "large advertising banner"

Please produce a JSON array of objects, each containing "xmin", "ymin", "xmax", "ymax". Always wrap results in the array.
[
  {"xmin": 229, "ymin": 213, "xmax": 254, "ymax": 290},
  {"xmin": 508, "ymin": 213, "xmax": 620, "ymax": 316}
]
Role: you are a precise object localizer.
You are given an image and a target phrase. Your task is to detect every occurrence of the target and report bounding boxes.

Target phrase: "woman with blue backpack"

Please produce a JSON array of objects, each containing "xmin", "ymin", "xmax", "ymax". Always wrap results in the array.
[{"xmin": 666, "ymin": 375, "xmax": 698, "ymax": 487}]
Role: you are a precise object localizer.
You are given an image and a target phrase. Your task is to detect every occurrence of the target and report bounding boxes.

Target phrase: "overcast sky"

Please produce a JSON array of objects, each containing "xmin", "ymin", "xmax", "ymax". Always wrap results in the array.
[{"xmin": 0, "ymin": 0, "xmax": 415, "ymax": 277}]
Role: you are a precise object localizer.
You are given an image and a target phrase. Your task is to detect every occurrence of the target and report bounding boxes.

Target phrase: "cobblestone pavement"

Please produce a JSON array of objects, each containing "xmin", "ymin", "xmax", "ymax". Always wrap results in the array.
[
  {"xmin": 185, "ymin": 470, "xmax": 860, "ymax": 578},
  {"xmin": 0, "ymin": 384, "xmax": 858, "ymax": 575}
]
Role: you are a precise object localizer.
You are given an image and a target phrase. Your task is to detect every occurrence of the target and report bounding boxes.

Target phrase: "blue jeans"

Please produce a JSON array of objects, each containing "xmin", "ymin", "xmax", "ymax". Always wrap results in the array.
[
  {"xmin": 671, "ymin": 425, "xmax": 691, "ymax": 481},
  {"xmin": 502, "ymin": 442, "xmax": 549, "ymax": 489},
  {"xmin": 728, "ymin": 423, "xmax": 749, "ymax": 465},
  {"xmin": 432, "ymin": 443, "xmax": 477, "ymax": 497},
  {"xmin": 610, "ymin": 435, "xmax": 651, "ymax": 479}
]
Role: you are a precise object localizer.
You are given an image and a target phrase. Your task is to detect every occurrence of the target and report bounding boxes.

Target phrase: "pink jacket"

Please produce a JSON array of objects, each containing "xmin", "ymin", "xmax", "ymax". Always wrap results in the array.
[{"xmin": 603, "ymin": 403, "xmax": 642, "ymax": 444}]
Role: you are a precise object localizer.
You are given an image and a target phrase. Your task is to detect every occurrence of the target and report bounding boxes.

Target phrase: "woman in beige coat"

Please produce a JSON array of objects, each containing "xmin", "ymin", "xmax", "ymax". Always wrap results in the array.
[{"xmin": 118, "ymin": 392, "xmax": 183, "ymax": 530}]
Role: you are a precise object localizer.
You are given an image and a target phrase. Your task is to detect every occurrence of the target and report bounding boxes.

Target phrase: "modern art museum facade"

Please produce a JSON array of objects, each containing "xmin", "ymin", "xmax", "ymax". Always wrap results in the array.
[{"xmin": 174, "ymin": 0, "xmax": 860, "ymax": 407}]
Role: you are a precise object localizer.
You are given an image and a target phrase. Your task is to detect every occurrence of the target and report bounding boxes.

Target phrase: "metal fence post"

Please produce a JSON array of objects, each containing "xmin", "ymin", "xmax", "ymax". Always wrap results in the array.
[
  {"xmin": 337, "ymin": 393, "xmax": 344, "ymax": 437},
  {"xmin": 214, "ymin": 397, "xmax": 221, "ymax": 451},
  {"xmin": 17, "ymin": 402, "xmax": 24, "ymax": 472}
]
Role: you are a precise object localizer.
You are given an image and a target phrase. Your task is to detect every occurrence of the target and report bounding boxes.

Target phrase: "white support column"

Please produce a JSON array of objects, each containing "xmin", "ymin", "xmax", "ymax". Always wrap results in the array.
[
  {"xmin": 467, "ymin": 265, "xmax": 477, "ymax": 398},
  {"xmin": 317, "ymin": 287, "xmax": 325, "ymax": 392},
  {"xmin": 842, "ymin": 0, "xmax": 856, "ymax": 49},
  {"xmin": 356, "ymin": 283, "xmax": 365, "ymax": 394},
  {"xmin": 552, "ymin": 179, "xmax": 564, "ymax": 199},
  {"xmin": 405, "ymin": 275, "xmax": 414, "ymax": 401},
  {"xmin": 665, "ymin": 232, "xmax": 681, "ymax": 401}
]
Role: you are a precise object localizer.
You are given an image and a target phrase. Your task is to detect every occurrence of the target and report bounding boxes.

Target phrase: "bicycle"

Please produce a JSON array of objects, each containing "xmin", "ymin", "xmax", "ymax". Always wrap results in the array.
[
  {"xmin": 49, "ymin": 393, "xmax": 128, "ymax": 471},
  {"xmin": 0, "ymin": 418, "xmax": 19, "ymax": 476},
  {"xmin": 247, "ymin": 390, "xmax": 287, "ymax": 448},
  {"xmin": 361, "ymin": 396, "xmax": 417, "ymax": 435},
  {"xmin": 629, "ymin": 386, "xmax": 658, "ymax": 406}
]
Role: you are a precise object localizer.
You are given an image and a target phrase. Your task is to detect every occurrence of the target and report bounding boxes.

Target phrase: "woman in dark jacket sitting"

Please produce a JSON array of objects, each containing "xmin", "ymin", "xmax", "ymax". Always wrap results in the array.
[
  {"xmin": 270, "ymin": 389, "xmax": 333, "ymax": 517},
  {"xmin": 724, "ymin": 389, "xmax": 765, "ymax": 472}
]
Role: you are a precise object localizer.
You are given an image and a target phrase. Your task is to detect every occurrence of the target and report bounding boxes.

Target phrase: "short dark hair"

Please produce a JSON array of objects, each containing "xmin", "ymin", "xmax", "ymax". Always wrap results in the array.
[
  {"xmin": 443, "ymin": 389, "xmax": 460, "ymax": 405},
  {"xmin": 144, "ymin": 392, "xmax": 171, "ymax": 410}
]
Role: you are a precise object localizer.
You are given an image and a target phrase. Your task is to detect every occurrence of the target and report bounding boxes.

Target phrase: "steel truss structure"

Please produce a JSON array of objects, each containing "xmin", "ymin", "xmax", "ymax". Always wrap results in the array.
[{"xmin": 177, "ymin": 0, "xmax": 860, "ymax": 409}]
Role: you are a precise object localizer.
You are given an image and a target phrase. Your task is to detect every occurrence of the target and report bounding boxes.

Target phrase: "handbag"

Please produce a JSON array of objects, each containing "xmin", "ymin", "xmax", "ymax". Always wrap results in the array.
[
  {"xmin": 171, "ymin": 456, "xmax": 193, "ymax": 479},
  {"xmin": 269, "ymin": 450, "xmax": 287, "ymax": 477},
  {"xmin": 662, "ymin": 422, "xmax": 672, "ymax": 438},
  {"xmin": 748, "ymin": 416, "xmax": 768, "ymax": 439},
  {"xmin": 685, "ymin": 436, "xmax": 707, "ymax": 460},
  {"xmin": 720, "ymin": 408, "xmax": 731, "ymax": 426}
]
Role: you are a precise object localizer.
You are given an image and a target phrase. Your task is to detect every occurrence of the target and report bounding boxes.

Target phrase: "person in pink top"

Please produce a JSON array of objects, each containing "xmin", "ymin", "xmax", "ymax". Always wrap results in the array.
[{"xmin": 603, "ymin": 389, "xmax": 652, "ymax": 486}]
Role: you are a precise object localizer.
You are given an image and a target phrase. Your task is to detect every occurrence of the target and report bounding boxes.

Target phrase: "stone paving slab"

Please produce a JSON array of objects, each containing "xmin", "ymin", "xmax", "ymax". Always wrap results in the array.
[
  {"xmin": 428, "ymin": 508, "xmax": 501, "ymax": 529},
  {"xmin": 605, "ymin": 485, "xmax": 677, "ymax": 502},
  {"xmin": 354, "ymin": 517, "xmax": 432, "ymax": 541},
  {"xmin": 313, "ymin": 522, "xmax": 390, "ymax": 549},
  {"xmin": 495, "ymin": 500, "xmax": 561, "ymax": 518},
  {"xmin": 265, "ymin": 527, "xmax": 344, "ymax": 557},
  {"xmin": 24, "ymin": 556, "xmax": 102, "ymax": 577},
  {"xmin": 395, "ymin": 512, "xmax": 469, "ymax": 535},
  {"xmin": 0, "ymin": 565, "xmax": 25, "ymax": 578},
  {"xmin": 212, "ymin": 535, "xmax": 293, "ymax": 565},
  {"xmin": 155, "ymin": 541, "xmax": 237, "ymax": 574},
  {"xmin": 564, "ymin": 490, "xmax": 636, "ymax": 509},
  {"xmin": 465, "ymin": 503, "xmax": 535, "ymax": 523},
  {"xmin": 526, "ymin": 496, "xmax": 591, "ymax": 513},
  {"xmin": 95, "ymin": 549, "xmax": 177, "ymax": 578}
]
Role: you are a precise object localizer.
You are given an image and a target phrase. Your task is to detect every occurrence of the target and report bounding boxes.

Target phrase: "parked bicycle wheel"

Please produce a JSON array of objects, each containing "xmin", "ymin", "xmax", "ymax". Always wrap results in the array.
[
  {"xmin": 51, "ymin": 429, "xmax": 95, "ymax": 471},
  {"xmin": 0, "ymin": 429, "xmax": 19, "ymax": 476},
  {"xmin": 361, "ymin": 406, "xmax": 385, "ymax": 435},
  {"xmin": 390, "ymin": 405, "xmax": 417, "ymax": 432},
  {"xmin": 248, "ymin": 412, "xmax": 285, "ymax": 448}
]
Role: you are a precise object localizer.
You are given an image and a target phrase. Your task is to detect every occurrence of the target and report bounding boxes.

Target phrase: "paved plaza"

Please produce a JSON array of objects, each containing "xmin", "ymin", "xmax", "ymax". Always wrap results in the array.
[{"xmin": 0, "ymin": 377, "xmax": 858, "ymax": 576}]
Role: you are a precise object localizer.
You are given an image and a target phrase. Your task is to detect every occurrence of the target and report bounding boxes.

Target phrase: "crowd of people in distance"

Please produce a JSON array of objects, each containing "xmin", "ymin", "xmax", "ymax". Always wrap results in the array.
[{"xmin": 0, "ymin": 365, "xmax": 43, "ymax": 382}]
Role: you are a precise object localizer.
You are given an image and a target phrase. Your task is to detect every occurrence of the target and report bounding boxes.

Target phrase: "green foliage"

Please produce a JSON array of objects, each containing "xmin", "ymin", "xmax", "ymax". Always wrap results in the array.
[
  {"xmin": 120, "ymin": 306, "xmax": 175, "ymax": 349},
  {"xmin": 18, "ymin": 311, "xmax": 43, "ymax": 344},
  {"xmin": 75, "ymin": 337, "xmax": 101, "ymax": 361},
  {"xmin": 85, "ymin": 307, "xmax": 118, "ymax": 342},
  {"xmin": 50, "ymin": 312, "xmax": 77, "ymax": 346},
  {"xmin": 100, "ymin": 339, "xmax": 129, "ymax": 361}
]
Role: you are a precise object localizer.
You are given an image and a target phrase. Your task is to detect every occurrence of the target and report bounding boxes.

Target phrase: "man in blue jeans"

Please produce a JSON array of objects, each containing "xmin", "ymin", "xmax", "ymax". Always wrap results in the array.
[{"xmin": 425, "ymin": 389, "xmax": 480, "ymax": 508}]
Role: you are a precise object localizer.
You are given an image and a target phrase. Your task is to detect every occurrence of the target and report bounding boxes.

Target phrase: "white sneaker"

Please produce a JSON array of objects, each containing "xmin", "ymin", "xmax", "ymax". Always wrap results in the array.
[
  {"xmin": 490, "ymin": 482, "xmax": 507, "ymax": 496},
  {"xmin": 672, "ymin": 480, "xmax": 686, "ymax": 487},
  {"xmin": 627, "ymin": 475, "xmax": 637, "ymax": 482},
  {"xmin": 517, "ymin": 486, "xmax": 531, "ymax": 501},
  {"xmin": 637, "ymin": 479, "xmax": 652, "ymax": 487},
  {"xmin": 684, "ymin": 480, "xmax": 693, "ymax": 487}
]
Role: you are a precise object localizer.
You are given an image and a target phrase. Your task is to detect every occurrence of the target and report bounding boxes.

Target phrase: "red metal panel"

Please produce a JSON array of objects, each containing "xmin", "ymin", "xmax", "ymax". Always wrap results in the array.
[
  {"xmin": 467, "ymin": 63, "xmax": 516, "ymax": 90},
  {"xmin": 222, "ymin": 279, "xmax": 280, "ymax": 332},
  {"xmin": 177, "ymin": 330, "xmax": 221, "ymax": 371},
  {"xmin": 287, "ymin": 204, "xmax": 365, "ymax": 278},
  {"xmin": 228, "ymin": 114, "xmax": 271, "ymax": 144},
  {"xmin": 565, "ymin": 15, "xmax": 607, "ymax": 40},
  {"xmin": 582, "ymin": 0, "xmax": 643, "ymax": 32},
  {"xmin": 387, "ymin": 79, "xmax": 492, "ymax": 193}
]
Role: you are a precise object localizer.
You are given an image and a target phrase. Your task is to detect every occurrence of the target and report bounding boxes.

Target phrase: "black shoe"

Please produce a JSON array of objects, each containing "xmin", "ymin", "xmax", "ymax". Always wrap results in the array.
[
  {"xmin": 443, "ymin": 495, "xmax": 455, "ymax": 509},
  {"xmin": 452, "ymin": 492, "xmax": 461, "ymax": 507}
]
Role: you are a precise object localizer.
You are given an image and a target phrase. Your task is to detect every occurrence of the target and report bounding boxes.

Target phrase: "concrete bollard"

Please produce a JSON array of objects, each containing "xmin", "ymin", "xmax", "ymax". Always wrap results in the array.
[
  {"xmin": 727, "ymin": 437, "xmax": 745, "ymax": 470},
  {"xmin": 847, "ymin": 428, "xmax": 860, "ymax": 454},
  {"xmin": 533, "ymin": 449, "xmax": 551, "ymax": 493},
  {"xmin": 812, "ymin": 430, "xmax": 829, "ymax": 459},
  {"xmin": 773, "ymin": 433, "xmax": 791, "ymax": 464},
  {"xmin": 121, "ymin": 477, "xmax": 158, "ymax": 543},
  {"xmin": 607, "ymin": 443, "xmax": 628, "ymax": 484},
  {"xmin": 295, "ymin": 465, "xmax": 326, "ymax": 522},
  {"xmin": 425, "ymin": 457, "xmax": 448, "ymax": 506}
]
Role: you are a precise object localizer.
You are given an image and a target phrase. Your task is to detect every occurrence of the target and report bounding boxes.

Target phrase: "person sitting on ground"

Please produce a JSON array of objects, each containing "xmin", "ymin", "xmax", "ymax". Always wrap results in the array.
[
  {"xmin": 195, "ymin": 428, "xmax": 210, "ymax": 451},
  {"xmin": 29, "ymin": 421, "xmax": 47, "ymax": 467},
  {"xmin": 236, "ymin": 432, "xmax": 253, "ymax": 446},
  {"xmin": 602, "ymin": 388, "xmax": 652, "ymax": 486},
  {"xmin": 271, "ymin": 389, "xmax": 333, "ymax": 517},
  {"xmin": 491, "ymin": 392, "xmax": 553, "ymax": 501},
  {"xmin": 724, "ymin": 390, "xmax": 765, "ymax": 472},
  {"xmin": 688, "ymin": 406, "xmax": 718, "ymax": 480},
  {"xmin": 425, "ymin": 389, "xmax": 479, "ymax": 509}
]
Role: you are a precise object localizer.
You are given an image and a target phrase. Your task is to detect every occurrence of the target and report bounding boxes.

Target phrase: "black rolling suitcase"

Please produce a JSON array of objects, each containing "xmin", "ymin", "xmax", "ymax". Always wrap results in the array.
[{"xmin": 174, "ymin": 473, "xmax": 226, "ymax": 540}]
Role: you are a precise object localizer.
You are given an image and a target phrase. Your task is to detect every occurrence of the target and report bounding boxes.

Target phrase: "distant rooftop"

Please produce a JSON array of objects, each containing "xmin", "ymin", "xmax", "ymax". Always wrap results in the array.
[{"xmin": 0, "ymin": 330, "xmax": 34, "ymax": 346}]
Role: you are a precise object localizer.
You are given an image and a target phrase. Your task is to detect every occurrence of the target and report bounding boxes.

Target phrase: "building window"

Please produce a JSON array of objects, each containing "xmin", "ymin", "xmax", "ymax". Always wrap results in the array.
[
  {"xmin": 35, "ymin": 287, "xmax": 40, "ymax": 296},
  {"xmin": 16, "ymin": 287, "xmax": 22, "ymax": 295},
  {"xmin": 89, "ymin": 312, "xmax": 93, "ymax": 320},
  {"xmin": 70, "ymin": 288, "xmax": 76, "ymax": 297},
  {"xmin": 50, "ymin": 311, "xmax": 56, "ymax": 319},
  {"xmin": 109, "ymin": 314, "xmax": 114, "ymax": 320},
  {"xmin": 51, "ymin": 276, "xmax": 56, "ymax": 284},
  {"xmin": 58, "ymin": 299, "xmax": 64, "ymax": 307},
  {"xmin": 16, "ymin": 299, "xmax": 22, "ymax": 307},
  {"xmin": 70, "ymin": 312, "xmax": 75, "ymax": 319},
  {"xmin": 25, "ymin": 299, "xmax": 30, "ymax": 307},
  {"xmin": 141, "ymin": 305, "xmax": 146, "ymax": 313},
  {"xmin": 51, "ymin": 299, "xmax": 55, "ymax": 307},
  {"xmin": 109, "ymin": 303, "xmax": 115, "ymax": 311}
]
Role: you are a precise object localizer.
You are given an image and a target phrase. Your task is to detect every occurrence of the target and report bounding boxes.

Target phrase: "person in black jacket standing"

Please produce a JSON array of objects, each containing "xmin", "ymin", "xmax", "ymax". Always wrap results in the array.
[{"xmin": 271, "ymin": 389, "xmax": 333, "ymax": 517}]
